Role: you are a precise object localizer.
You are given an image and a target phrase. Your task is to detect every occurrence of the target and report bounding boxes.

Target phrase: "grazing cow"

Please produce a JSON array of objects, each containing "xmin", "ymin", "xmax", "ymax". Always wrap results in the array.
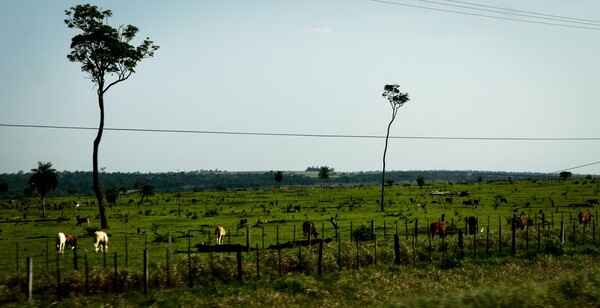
[
  {"xmin": 76, "ymin": 215, "xmax": 90, "ymax": 226},
  {"xmin": 415, "ymin": 203, "xmax": 423, "ymax": 210},
  {"xmin": 578, "ymin": 211, "xmax": 592, "ymax": 225},
  {"xmin": 137, "ymin": 227, "xmax": 146, "ymax": 237},
  {"xmin": 463, "ymin": 200, "xmax": 474, "ymax": 206},
  {"xmin": 330, "ymin": 217, "xmax": 339, "ymax": 229},
  {"xmin": 430, "ymin": 222, "xmax": 447, "ymax": 239},
  {"xmin": 588, "ymin": 199, "xmax": 599, "ymax": 206},
  {"xmin": 445, "ymin": 197, "xmax": 453, "ymax": 204},
  {"xmin": 467, "ymin": 216, "xmax": 478, "ymax": 235},
  {"xmin": 303, "ymin": 221, "xmax": 318, "ymax": 239},
  {"xmin": 93, "ymin": 231, "xmax": 109, "ymax": 253},
  {"xmin": 513, "ymin": 216, "xmax": 533, "ymax": 230},
  {"xmin": 499, "ymin": 197, "xmax": 508, "ymax": 204},
  {"xmin": 56, "ymin": 232, "xmax": 76, "ymax": 255},
  {"xmin": 215, "ymin": 225, "xmax": 226, "ymax": 245}
]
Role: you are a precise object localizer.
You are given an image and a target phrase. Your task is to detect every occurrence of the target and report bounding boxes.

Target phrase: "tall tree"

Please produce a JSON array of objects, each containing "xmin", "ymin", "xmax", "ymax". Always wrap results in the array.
[
  {"xmin": 28, "ymin": 162, "xmax": 58, "ymax": 219},
  {"xmin": 65, "ymin": 4, "xmax": 159, "ymax": 229},
  {"xmin": 380, "ymin": 84, "xmax": 410, "ymax": 211}
]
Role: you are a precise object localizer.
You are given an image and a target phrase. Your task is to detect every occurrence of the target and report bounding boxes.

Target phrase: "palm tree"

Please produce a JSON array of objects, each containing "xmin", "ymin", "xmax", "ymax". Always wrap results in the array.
[
  {"xmin": 416, "ymin": 176, "xmax": 425, "ymax": 189},
  {"xmin": 318, "ymin": 166, "xmax": 331, "ymax": 187},
  {"xmin": 28, "ymin": 162, "xmax": 58, "ymax": 219},
  {"xmin": 274, "ymin": 171, "xmax": 284, "ymax": 189}
]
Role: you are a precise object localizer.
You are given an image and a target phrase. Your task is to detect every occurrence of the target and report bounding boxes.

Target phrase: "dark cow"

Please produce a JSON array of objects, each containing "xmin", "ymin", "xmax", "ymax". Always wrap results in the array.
[
  {"xmin": 463, "ymin": 200, "xmax": 474, "ymax": 206},
  {"xmin": 513, "ymin": 216, "xmax": 533, "ymax": 230},
  {"xmin": 578, "ymin": 211, "xmax": 592, "ymax": 225},
  {"xmin": 303, "ymin": 221, "xmax": 318, "ymax": 239},
  {"xmin": 430, "ymin": 222, "xmax": 447, "ymax": 239},
  {"xmin": 467, "ymin": 216, "xmax": 478, "ymax": 235},
  {"xmin": 445, "ymin": 197, "xmax": 453, "ymax": 204},
  {"xmin": 76, "ymin": 215, "xmax": 90, "ymax": 226},
  {"xmin": 330, "ymin": 217, "xmax": 339, "ymax": 229}
]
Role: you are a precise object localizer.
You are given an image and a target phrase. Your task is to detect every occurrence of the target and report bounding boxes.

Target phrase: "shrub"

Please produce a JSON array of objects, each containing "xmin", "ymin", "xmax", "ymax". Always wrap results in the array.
[{"xmin": 352, "ymin": 224, "xmax": 375, "ymax": 242}]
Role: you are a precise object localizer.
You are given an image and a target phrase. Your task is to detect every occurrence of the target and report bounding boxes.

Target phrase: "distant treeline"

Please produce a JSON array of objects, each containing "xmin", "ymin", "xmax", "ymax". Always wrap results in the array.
[{"xmin": 0, "ymin": 169, "xmax": 568, "ymax": 197}]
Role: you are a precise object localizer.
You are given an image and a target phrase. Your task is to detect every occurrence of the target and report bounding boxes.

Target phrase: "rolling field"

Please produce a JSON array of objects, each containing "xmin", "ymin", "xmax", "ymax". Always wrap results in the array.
[{"xmin": 0, "ymin": 178, "xmax": 599, "ymax": 306}]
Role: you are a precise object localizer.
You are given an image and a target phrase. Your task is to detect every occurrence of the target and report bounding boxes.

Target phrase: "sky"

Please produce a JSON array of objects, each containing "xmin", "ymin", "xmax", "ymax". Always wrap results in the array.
[{"xmin": 1, "ymin": 0, "xmax": 600, "ymax": 175}]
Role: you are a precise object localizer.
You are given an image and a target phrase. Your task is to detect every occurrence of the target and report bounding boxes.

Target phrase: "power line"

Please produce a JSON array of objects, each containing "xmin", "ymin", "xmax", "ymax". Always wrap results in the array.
[
  {"xmin": 446, "ymin": 0, "xmax": 600, "ymax": 25},
  {"xmin": 553, "ymin": 160, "xmax": 600, "ymax": 173},
  {"xmin": 2, "ymin": 123, "xmax": 600, "ymax": 141},
  {"xmin": 370, "ymin": 0, "xmax": 600, "ymax": 30}
]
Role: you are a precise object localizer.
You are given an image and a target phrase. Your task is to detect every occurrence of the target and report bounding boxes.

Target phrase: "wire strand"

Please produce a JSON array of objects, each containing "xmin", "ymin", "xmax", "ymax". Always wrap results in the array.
[{"xmin": 2, "ymin": 123, "xmax": 600, "ymax": 141}]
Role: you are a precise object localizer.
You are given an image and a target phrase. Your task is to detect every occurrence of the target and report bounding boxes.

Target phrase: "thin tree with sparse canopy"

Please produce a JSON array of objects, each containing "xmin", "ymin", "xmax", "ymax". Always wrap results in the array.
[
  {"xmin": 380, "ymin": 84, "xmax": 410, "ymax": 211},
  {"xmin": 65, "ymin": 4, "xmax": 159, "ymax": 229}
]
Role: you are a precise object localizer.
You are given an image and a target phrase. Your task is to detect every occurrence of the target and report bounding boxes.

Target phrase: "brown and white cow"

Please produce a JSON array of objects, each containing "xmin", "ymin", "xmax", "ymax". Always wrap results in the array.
[
  {"xmin": 430, "ymin": 222, "xmax": 447, "ymax": 239},
  {"xmin": 513, "ymin": 216, "xmax": 533, "ymax": 230},
  {"xmin": 56, "ymin": 232, "xmax": 77, "ymax": 255},
  {"xmin": 215, "ymin": 225, "xmax": 226, "ymax": 245},
  {"xmin": 93, "ymin": 231, "xmax": 109, "ymax": 253},
  {"xmin": 579, "ymin": 211, "xmax": 592, "ymax": 226},
  {"xmin": 303, "ymin": 221, "xmax": 318, "ymax": 239}
]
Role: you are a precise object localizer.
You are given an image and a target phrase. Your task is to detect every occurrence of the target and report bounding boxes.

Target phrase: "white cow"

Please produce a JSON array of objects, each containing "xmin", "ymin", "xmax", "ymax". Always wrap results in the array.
[
  {"xmin": 215, "ymin": 226, "xmax": 226, "ymax": 245},
  {"xmin": 93, "ymin": 231, "xmax": 109, "ymax": 253}
]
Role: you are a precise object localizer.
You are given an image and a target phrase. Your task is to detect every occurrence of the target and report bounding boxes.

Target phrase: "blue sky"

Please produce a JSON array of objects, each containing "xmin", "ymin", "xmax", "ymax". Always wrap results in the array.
[{"xmin": 1, "ymin": 1, "xmax": 599, "ymax": 174}]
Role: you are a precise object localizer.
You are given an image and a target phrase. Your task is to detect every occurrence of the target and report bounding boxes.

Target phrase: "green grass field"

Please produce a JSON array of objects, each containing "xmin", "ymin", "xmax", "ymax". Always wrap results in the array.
[{"xmin": 0, "ymin": 178, "xmax": 599, "ymax": 306}]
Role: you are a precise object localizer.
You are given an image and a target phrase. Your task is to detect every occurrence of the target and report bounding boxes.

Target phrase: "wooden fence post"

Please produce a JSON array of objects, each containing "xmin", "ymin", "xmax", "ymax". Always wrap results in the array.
[
  {"xmin": 113, "ymin": 253, "xmax": 118, "ymax": 293},
  {"xmin": 73, "ymin": 245, "xmax": 78, "ymax": 270},
  {"xmin": 560, "ymin": 220, "xmax": 565, "ymax": 243},
  {"xmin": 511, "ymin": 214, "xmax": 517, "ymax": 256},
  {"xmin": 188, "ymin": 230, "xmax": 193, "ymax": 288},
  {"xmin": 236, "ymin": 244, "xmax": 243, "ymax": 282},
  {"xmin": 318, "ymin": 240, "xmax": 324, "ymax": 276},
  {"xmin": 246, "ymin": 226, "xmax": 251, "ymax": 253},
  {"xmin": 125, "ymin": 234, "xmax": 128, "ymax": 268},
  {"xmin": 256, "ymin": 244, "xmax": 260, "ymax": 280},
  {"xmin": 85, "ymin": 253, "xmax": 89, "ymax": 295},
  {"xmin": 458, "ymin": 229, "xmax": 464, "ymax": 259},
  {"xmin": 394, "ymin": 234, "xmax": 400, "ymax": 265},
  {"xmin": 414, "ymin": 219, "xmax": 419, "ymax": 241},
  {"xmin": 46, "ymin": 239, "xmax": 49, "ymax": 271},
  {"xmin": 143, "ymin": 249, "xmax": 148, "ymax": 295},
  {"xmin": 27, "ymin": 257, "xmax": 32, "ymax": 301},
  {"xmin": 498, "ymin": 216, "xmax": 502, "ymax": 253}
]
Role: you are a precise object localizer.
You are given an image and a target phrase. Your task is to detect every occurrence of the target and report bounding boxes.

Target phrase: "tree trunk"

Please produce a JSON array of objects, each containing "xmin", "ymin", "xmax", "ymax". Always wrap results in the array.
[
  {"xmin": 94, "ymin": 90, "xmax": 109, "ymax": 229},
  {"xmin": 380, "ymin": 118, "xmax": 394, "ymax": 212}
]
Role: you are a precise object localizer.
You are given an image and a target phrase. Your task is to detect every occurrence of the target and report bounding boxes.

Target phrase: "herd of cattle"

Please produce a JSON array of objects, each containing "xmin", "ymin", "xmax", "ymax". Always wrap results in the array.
[{"xmin": 54, "ymin": 209, "xmax": 594, "ymax": 255}]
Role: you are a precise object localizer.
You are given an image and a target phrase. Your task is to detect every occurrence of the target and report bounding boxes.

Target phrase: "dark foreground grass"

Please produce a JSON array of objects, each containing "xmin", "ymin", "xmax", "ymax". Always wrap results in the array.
[{"xmin": 4, "ymin": 254, "xmax": 600, "ymax": 307}]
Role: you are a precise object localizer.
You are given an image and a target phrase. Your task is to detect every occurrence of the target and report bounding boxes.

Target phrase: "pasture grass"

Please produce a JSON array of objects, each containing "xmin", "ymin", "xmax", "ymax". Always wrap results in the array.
[{"xmin": 0, "ymin": 178, "xmax": 599, "ymax": 305}]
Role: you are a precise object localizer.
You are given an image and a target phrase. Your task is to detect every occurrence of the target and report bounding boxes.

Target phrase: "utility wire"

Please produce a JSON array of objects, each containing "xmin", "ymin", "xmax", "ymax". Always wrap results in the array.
[
  {"xmin": 420, "ymin": 0, "xmax": 600, "ymax": 27},
  {"xmin": 370, "ymin": 0, "xmax": 600, "ymax": 30},
  {"xmin": 2, "ymin": 123, "xmax": 600, "ymax": 141},
  {"xmin": 446, "ymin": 0, "xmax": 600, "ymax": 25},
  {"xmin": 553, "ymin": 160, "xmax": 600, "ymax": 173}
]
